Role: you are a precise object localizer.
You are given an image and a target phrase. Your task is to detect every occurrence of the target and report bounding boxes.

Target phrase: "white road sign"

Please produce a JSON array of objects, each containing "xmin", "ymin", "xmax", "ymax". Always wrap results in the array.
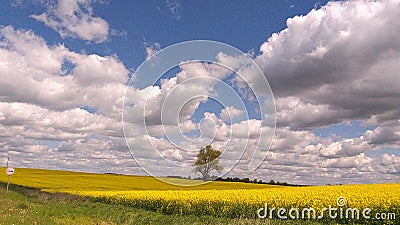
[{"xmin": 6, "ymin": 167, "xmax": 14, "ymax": 175}]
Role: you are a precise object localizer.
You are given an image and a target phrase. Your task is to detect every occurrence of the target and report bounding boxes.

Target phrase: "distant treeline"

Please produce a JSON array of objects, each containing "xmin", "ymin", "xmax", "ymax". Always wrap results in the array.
[
  {"xmin": 214, "ymin": 177, "xmax": 307, "ymax": 187},
  {"xmin": 166, "ymin": 175, "xmax": 307, "ymax": 187}
]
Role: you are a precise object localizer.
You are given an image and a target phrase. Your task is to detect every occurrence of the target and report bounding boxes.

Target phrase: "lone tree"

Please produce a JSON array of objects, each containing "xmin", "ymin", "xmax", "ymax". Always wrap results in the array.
[{"xmin": 193, "ymin": 145, "xmax": 223, "ymax": 180}]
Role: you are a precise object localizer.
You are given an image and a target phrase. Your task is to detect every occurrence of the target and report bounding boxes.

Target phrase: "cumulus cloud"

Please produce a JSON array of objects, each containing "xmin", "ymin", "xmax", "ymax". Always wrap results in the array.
[
  {"xmin": 0, "ymin": 26, "xmax": 129, "ymax": 115},
  {"xmin": 31, "ymin": 0, "xmax": 109, "ymax": 42},
  {"xmin": 318, "ymin": 137, "xmax": 370, "ymax": 158},
  {"xmin": 364, "ymin": 124, "xmax": 400, "ymax": 146},
  {"xmin": 275, "ymin": 97, "xmax": 344, "ymax": 130},
  {"xmin": 124, "ymin": 61, "xmax": 232, "ymax": 127},
  {"xmin": 249, "ymin": 0, "xmax": 400, "ymax": 184},
  {"xmin": 0, "ymin": 102, "xmax": 123, "ymax": 140},
  {"xmin": 0, "ymin": 25, "xmax": 137, "ymax": 174},
  {"xmin": 251, "ymin": 133, "xmax": 400, "ymax": 185},
  {"xmin": 270, "ymin": 127, "xmax": 318, "ymax": 153},
  {"xmin": 239, "ymin": 0, "xmax": 400, "ymax": 184},
  {"xmin": 256, "ymin": 0, "xmax": 400, "ymax": 131},
  {"xmin": 322, "ymin": 153, "xmax": 373, "ymax": 169},
  {"xmin": 2, "ymin": 135, "xmax": 140, "ymax": 174},
  {"xmin": 220, "ymin": 106, "xmax": 244, "ymax": 122}
]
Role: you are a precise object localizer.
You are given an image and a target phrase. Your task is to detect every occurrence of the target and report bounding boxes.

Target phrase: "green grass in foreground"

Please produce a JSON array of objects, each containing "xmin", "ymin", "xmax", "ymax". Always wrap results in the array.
[{"xmin": 0, "ymin": 183, "xmax": 342, "ymax": 225}]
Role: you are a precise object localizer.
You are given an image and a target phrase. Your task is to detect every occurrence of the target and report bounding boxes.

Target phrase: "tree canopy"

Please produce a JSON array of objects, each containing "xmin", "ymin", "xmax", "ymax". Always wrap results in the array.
[{"xmin": 193, "ymin": 145, "xmax": 223, "ymax": 180}]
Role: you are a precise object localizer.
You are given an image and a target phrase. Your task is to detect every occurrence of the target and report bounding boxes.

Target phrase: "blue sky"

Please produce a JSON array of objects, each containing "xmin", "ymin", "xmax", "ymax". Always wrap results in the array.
[
  {"xmin": 0, "ymin": 0, "xmax": 399, "ymax": 185},
  {"xmin": 2, "ymin": 0, "xmax": 329, "ymax": 69}
]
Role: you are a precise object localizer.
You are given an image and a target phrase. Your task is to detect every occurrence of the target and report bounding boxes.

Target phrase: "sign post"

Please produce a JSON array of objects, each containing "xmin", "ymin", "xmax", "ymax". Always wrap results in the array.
[{"xmin": 5, "ymin": 157, "xmax": 14, "ymax": 192}]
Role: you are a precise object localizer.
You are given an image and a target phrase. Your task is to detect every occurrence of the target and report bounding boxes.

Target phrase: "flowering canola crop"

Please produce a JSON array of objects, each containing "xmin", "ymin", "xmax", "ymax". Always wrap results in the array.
[
  {"xmin": 1, "ymin": 168, "xmax": 398, "ymax": 222},
  {"xmin": 63, "ymin": 183, "xmax": 399, "ymax": 221}
]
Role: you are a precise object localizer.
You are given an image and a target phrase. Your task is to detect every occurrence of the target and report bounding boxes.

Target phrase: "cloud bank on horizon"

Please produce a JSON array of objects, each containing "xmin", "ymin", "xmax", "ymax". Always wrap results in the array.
[{"xmin": 0, "ymin": 0, "xmax": 399, "ymax": 185}]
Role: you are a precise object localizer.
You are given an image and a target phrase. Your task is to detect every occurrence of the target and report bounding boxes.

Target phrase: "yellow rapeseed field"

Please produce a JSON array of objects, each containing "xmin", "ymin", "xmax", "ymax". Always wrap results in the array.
[
  {"xmin": 63, "ymin": 184, "xmax": 400, "ymax": 220},
  {"xmin": 1, "ymin": 168, "xmax": 399, "ymax": 222}
]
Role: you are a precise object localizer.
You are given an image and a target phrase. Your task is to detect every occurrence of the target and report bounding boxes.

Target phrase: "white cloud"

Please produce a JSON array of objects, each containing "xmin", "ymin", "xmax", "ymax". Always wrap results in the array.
[
  {"xmin": 0, "ymin": 26, "xmax": 129, "ymax": 116},
  {"xmin": 256, "ymin": 0, "xmax": 400, "ymax": 131},
  {"xmin": 275, "ymin": 97, "xmax": 343, "ymax": 130},
  {"xmin": 364, "ymin": 124, "xmax": 400, "ymax": 146},
  {"xmin": 0, "ymin": 102, "xmax": 123, "ymax": 140},
  {"xmin": 270, "ymin": 127, "xmax": 318, "ymax": 153},
  {"xmin": 176, "ymin": 61, "xmax": 231, "ymax": 83},
  {"xmin": 230, "ymin": 119, "xmax": 262, "ymax": 140},
  {"xmin": 322, "ymin": 153, "xmax": 373, "ymax": 169},
  {"xmin": 246, "ymin": 0, "xmax": 400, "ymax": 184},
  {"xmin": 318, "ymin": 137, "xmax": 370, "ymax": 158},
  {"xmin": 144, "ymin": 42, "xmax": 161, "ymax": 60},
  {"xmin": 123, "ymin": 62, "xmax": 232, "ymax": 127},
  {"xmin": 0, "ymin": 25, "xmax": 138, "ymax": 173},
  {"xmin": 31, "ymin": 0, "xmax": 109, "ymax": 42},
  {"xmin": 2, "ymin": 136, "xmax": 140, "ymax": 174},
  {"xmin": 72, "ymin": 54, "xmax": 129, "ymax": 86},
  {"xmin": 220, "ymin": 106, "xmax": 244, "ymax": 122}
]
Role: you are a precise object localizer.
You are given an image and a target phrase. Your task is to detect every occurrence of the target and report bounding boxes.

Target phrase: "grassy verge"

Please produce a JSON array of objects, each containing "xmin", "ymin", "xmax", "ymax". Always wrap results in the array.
[{"xmin": 0, "ymin": 183, "xmax": 341, "ymax": 225}]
